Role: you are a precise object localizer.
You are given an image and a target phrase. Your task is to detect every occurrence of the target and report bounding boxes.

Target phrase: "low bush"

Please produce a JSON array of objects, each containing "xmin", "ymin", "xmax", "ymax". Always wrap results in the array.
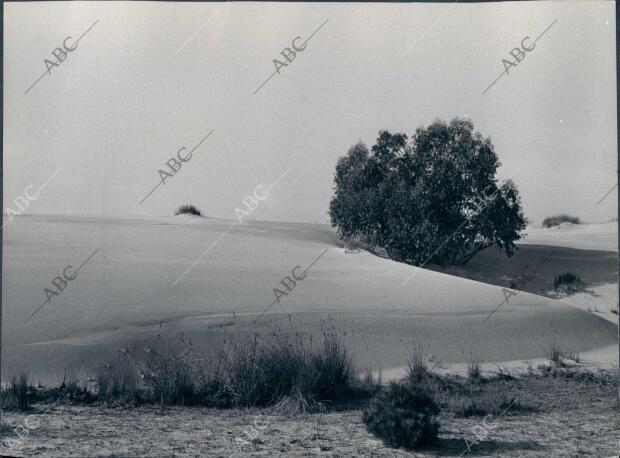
[
  {"xmin": 542, "ymin": 214, "xmax": 581, "ymax": 228},
  {"xmin": 0, "ymin": 372, "xmax": 32, "ymax": 410},
  {"xmin": 363, "ymin": 380, "xmax": 440, "ymax": 448},
  {"xmin": 544, "ymin": 344, "xmax": 580, "ymax": 366},
  {"xmin": 553, "ymin": 272, "xmax": 583, "ymax": 294},
  {"xmin": 175, "ymin": 204, "xmax": 202, "ymax": 216}
]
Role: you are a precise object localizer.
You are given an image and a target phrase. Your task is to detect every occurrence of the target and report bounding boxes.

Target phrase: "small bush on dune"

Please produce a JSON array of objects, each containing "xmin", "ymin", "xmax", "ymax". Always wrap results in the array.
[
  {"xmin": 542, "ymin": 214, "xmax": 581, "ymax": 228},
  {"xmin": 553, "ymin": 272, "xmax": 583, "ymax": 294},
  {"xmin": 363, "ymin": 380, "xmax": 440, "ymax": 448},
  {"xmin": 175, "ymin": 204, "xmax": 202, "ymax": 216}
]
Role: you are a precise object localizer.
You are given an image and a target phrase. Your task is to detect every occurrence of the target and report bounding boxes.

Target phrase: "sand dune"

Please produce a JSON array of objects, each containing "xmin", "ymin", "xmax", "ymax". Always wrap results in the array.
[{"xmin": 2, "ymin": 215, "xmax": 617, "ymax": 383}]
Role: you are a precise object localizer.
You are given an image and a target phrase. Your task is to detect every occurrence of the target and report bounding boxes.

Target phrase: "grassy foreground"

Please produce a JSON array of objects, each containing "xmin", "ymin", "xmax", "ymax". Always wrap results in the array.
[{"xmin": 1, "ymin": 329, "xmax": 618, "ymax": 457}]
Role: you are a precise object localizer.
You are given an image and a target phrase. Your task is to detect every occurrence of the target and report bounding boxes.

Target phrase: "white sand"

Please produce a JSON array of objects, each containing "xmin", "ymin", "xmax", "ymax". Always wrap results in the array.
[
  {"xmin": 522, "ymin": 222, "xmax": 617, "ymax": 252},
  {"xmin": 2, "ymin": 215, "xmax": 617, "ymax": 383}
]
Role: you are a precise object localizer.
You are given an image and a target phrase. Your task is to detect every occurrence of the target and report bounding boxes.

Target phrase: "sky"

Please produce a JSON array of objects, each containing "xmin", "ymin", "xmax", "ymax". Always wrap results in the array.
[{"xmin": 3, "ymin": 1, "xmax": 617, "ymax": 225}]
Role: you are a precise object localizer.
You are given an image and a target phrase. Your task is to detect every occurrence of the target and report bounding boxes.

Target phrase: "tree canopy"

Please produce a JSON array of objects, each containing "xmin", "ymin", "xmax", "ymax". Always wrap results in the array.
[{"xmin": 329, "ymin": 117, "xmax": 527, "ymax": 266}]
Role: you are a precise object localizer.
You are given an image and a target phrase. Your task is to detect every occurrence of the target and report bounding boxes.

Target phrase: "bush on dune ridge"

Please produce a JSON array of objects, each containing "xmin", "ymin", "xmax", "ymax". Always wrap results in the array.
[
  {"xmin": 175, "ymin": 204, "xmax": 202, "ymax": 216},
  {"xmin": 542, "ymin": 214, "xmax": 581, "ymax": 227}
]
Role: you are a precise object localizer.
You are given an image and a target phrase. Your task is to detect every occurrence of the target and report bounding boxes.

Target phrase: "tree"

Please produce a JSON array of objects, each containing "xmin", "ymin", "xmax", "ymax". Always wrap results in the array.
[{"xmin": 329, "ymin": 117, "xmax": 527, "ymax": 266}]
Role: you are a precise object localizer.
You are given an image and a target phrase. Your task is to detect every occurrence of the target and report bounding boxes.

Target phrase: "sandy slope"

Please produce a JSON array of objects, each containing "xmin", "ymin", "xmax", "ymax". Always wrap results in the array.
[
  {"xmin": 523, "ymin": 222, "xmax": 617, "ymax": 252},
  {"xmin": 2, "ymin": 215, "xmax": 617, "ymax": 383}
]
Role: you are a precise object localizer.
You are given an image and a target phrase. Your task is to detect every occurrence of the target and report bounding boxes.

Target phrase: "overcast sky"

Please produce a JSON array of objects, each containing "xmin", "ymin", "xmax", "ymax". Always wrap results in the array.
[{"xmin": 4, "ymin": 1, "xmax": 617, "ymax": 224}]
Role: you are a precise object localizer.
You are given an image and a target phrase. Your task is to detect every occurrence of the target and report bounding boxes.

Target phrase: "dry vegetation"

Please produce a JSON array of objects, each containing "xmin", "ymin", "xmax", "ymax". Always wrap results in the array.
[
  {"xmin": 542, "ymin": 214, "xmax": 581, "ymax": 228},
  {"xmin": 1, "ymin": 333, "xmax": 618, "ymax": 457}
]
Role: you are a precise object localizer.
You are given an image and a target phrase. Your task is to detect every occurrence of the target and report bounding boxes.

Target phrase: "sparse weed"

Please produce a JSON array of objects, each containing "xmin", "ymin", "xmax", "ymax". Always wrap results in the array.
[
  {"xmin": 544, "ymin": 344, "xmax": 580, "ymax": 366},
  {"xmin": 467, "ymin": 358, "xmax": 482, "ymax": 381}
]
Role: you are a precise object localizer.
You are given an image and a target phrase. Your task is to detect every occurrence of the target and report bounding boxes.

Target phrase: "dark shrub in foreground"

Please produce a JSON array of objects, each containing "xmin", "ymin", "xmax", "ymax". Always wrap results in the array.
[
  {"xmin": 0, "ymin": 372, "xmax": 32, "ymax": 410},
  {"xmin": 542, "ymin": 214, "xmax": 581, "ymax": 227},
  {"xmin": 175, "ymin": 204, "xmax": 202, "ymax": 216},
  {"xmin": 553, "ymin": 272, "xmax": 583, "ymax": 294},
  {"xmin": 363, "ymin": 381, "xmax": 440, "ymax": 448}
]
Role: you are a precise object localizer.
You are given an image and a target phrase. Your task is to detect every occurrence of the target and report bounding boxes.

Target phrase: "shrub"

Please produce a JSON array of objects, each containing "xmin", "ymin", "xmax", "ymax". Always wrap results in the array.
[
  {"xmin": 542, "ymin": 214, "xmax": 581, "ymax": 227},
  {"xmin": 363, "ymin": 381, "xmax": 440, "ymax": 448},
  {"xmin": 467, "ymin": 358, "xmax": 482, "ymax": 381},
  {"xmin": 329, "ymin": 118, "xmax": 527, "ymax": 267},
  {"xmin": 553, "ymin": 272, "xmax": 583, "ymax": 294},
  {"xmin": 406, "ymin": 346, "xmax": 429, "ymax": 382},
  {"xmin": 175, "ymin": 204, "xmax": 202, "ymax": 216},
  {"xmin": 220, "ymin": 331, "xmax": 356, "ymax": 408},
  {"xmin": 343, "ymin": 237, "xmax": 365, "ymax": 253},
  {"xmin": 0, "ymin": 372, "xmax": 31, "ymax": 410},
  {"xmin": 96, "ymin": 361, "xmax": 143, "ymax": 406},
  {"xmin": 545, "ymin": 344, "xmax": 579, "ymax": 366},
  {"xmin": 8, "ymin": 329, "xmax": 364, "ymax": 411}
]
